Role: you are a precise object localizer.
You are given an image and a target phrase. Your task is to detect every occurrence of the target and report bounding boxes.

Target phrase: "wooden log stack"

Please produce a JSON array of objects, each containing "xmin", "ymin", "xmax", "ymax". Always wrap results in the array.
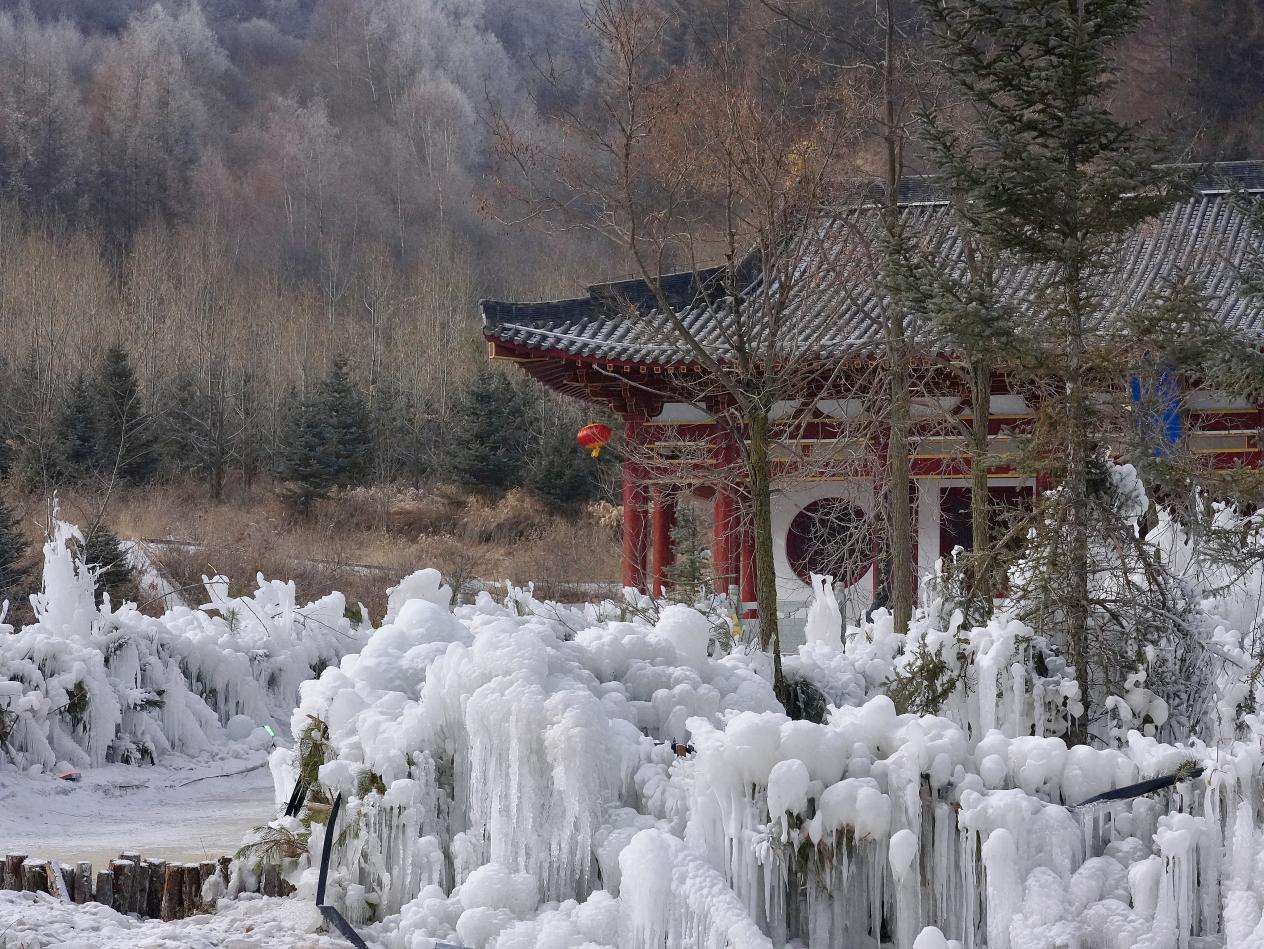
[{"xmin": 0, "ymin": 850, "xmax": 255, "ymax": 919}]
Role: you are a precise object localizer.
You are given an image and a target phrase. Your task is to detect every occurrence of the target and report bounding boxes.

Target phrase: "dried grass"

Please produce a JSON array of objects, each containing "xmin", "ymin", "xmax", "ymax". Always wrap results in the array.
[{"xmin": 20, "ymin": 478, "xmax": 622, "ymax": 621}]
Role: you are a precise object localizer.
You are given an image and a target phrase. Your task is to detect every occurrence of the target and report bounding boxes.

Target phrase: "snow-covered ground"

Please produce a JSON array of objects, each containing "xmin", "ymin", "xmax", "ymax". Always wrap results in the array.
[
  {"xmin": 0, "ymin": 890, "xmax": 344, "ymax": 948},
  {"xmin": 0, "ymin": 752, "xmax": 276, "ymax": 867}
]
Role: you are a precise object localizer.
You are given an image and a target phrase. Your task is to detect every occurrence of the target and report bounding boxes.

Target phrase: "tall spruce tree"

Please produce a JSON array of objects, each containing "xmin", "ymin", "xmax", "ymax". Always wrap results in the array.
[
  {"xmin": 51, "ymin": 376, "xmax": 101, "ymax": 484},
  {"xmin": 274, "ymin": 361, "xmax": 374, "ymax": 515},
  {"xmin": 81, "ymin": 524, "xmax": 137, "ymax": 607},
  {"xmin": 93, "ymin": 344, "xmax": 157, "ymax": 485},
  {"xmin": 666, "ymin": 501, "xmax": 712, "ymax": 603},
  {"xmin": 318, "ymin": 359, "xmax": 374, "ymax": 489},
  {"xmin": 275, "ymin": 386, "xmax": 331, "ymax": 515},
  {"xmin": 0, "ymin": 497, "xmax": 31, "ymax": 612},
  {"xmin": 918, "ymin": 0, "xmax": 1204, "ymax": 739},
  {"xmin": 526, "ymin": 413, "xmax": 603, "ymax": 508},
  {"xmin": 445, "ymin": 370, "xmax": 533, "ymax": 490}
]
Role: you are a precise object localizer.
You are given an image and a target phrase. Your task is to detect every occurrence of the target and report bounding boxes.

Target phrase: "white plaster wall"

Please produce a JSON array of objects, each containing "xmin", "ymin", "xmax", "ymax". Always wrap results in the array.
[
  {"xmin": 770, "ymin": 476, "xmax": 1036, "ymax": 628},
  {"xmin": 771, "ymin": 480, "xmax": 876, "ymax": 630}
]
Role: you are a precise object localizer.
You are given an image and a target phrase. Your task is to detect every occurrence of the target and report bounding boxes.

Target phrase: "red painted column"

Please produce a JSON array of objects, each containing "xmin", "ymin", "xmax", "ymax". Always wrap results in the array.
[
  {"xmin": 712, "ymin": 488, "xmax": 735, "ymax": 594},
  {"xmin": 621, "ymin": 421, "xmax": 648, "ymax": 591},
  {"xmin": 739, "ymin": 518, "xmax": 756, "ymax": 617},
  {"xmin": 650, "ymin": 488, "xmax": 676, "ymax": 596}
]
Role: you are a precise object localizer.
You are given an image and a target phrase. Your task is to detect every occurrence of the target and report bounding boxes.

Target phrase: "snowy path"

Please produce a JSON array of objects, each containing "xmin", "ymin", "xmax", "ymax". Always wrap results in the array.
[{"xmin": 0, "ymin": 751, "xmax": 278, "ymax": 867}]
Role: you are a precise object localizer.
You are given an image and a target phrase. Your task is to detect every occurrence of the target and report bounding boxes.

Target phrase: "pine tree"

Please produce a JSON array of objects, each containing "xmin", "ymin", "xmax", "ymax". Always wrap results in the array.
[
  {"xmin": 273, "ymin": 361, "xmax": 374, "ymax": 515},
  {"xmin": 918, "ymin": 0, "xmax": 1201, "ymax": 739},
  {"xmin": 526, "ymin": 413, "xmax": 602, "ymax": 508},
  {"xmin": 51, "ymin": 376, "xmax": 101, "ymax": 483},
  {"xmin": 81, "ymin": 524, "xmax": 137, "ymax": 607},
  {"xmin": 0, "ymin": 497, "xmax": 31, "ymax": 611},
  {"xmin": 445, "ymin": 370, "xmax": 533, "ymax": 490},
  {"xmin": 274, "ymin": 386, "xmax": 335, "ymax": 516},
  {"xmin": 666, "ymin": 501, "xmax": 712, "ymax": 602},
  {"xmin": 93, "ymin": 344, "xmax": 157, "ymax": 485},
  {"xmin": 318, "ymin": 359, "xmax": 373, "ymax": 489}
]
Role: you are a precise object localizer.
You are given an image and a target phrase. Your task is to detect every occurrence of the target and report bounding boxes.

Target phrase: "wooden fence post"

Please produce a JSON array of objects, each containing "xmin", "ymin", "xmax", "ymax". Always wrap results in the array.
[
  {"xmin": 199, "ymin": 861, "xmax": 216, "ymax": 906},
  {"xmin": 184, "ymin": 863, "xmax": 202, "ymax": 914},
  {"xmin": 22, "ymin": 859, "xmax": 47, "ymax": 893},
  {"xmin": 134, "ymin": 861, "xmax": 150, "ymax": 914},
  {"xmin": 110, "ymin": 860, "xmax": 132, "ymax": 914},
  {"xmin": 94, "ymin": 869, "xmax": 113, "ymax": 907},
  {"xmin": 75, "ymin": 862, "xmax": 92, "ymax": 903},
  {"xmin": 160, "ymin": 865, "xmax": 181, "ymax": 921},
  {"xmin": 4, "ymin": 853, "xmax": 26, "ymax": 890},
  {"xmin": 145, "ymin": 861, "xmax": 165, "ymax": 918},
  {"xmin": 262, "ymin": 862, "xmax": 281, "ymax": 897}
]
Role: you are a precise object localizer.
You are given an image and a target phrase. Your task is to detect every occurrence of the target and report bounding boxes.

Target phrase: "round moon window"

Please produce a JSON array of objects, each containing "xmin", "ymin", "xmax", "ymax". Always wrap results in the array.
[{"xmin": 785, "ymin": 498, "xmax": 871, "ymax": 587}]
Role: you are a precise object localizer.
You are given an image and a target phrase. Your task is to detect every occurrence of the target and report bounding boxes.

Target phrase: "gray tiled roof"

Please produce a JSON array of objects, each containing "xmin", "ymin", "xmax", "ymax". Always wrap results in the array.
[{"xmin": 481, "ymin": 162, "xmax": 1264, "ymax": 366}]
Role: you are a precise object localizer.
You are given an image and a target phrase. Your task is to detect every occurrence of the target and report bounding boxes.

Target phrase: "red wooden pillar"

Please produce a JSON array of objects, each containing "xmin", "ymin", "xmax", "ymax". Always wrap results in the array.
[
  {"xmin": 739, "ymin": 519, "xmax": 756, "ymax": 617},
  {"xmin": 712, "ymin": 488, "xmax": 736, "ymax": 594},
  {"xmin": 621, "ymin": 421, "xmax": 649, "ymax": 591},
  {"xmin": 650, "ymin": 488, "xmax": 676, "ymax": 596}
]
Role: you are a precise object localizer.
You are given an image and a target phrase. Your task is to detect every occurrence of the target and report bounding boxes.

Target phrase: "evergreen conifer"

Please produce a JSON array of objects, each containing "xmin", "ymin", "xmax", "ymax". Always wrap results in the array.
[
  {"xmin": 527, "ymin": 415, "xmax": 602, "ymax": 508},
  {"xmin": 666, "ymin": 501, "xmax": 712, "ymax": 602},
  {"xmin": 93, "ymin": 344, "xmax": 157, "ymax": 485},
  {"xmin": 274, "ymin": 361, "xmax": 374, "ymax": 514},
  {"xmin": 81, "ymin": 524, "xmax": 137, "ymax": 607},
  {"xmin": 318, "ymin": 359, "xmax": 374, "ymax": 489},
  {"xmin": 917, "ymin": 0, "xmax": 1209, "ymax": 738},
  {"xmin": 0, "ymin": 497, "xmax": 31, "ymax": 611},
  {"xmin": 51, "ymin": 376, "xmax": 101, "ymax": 483},
  {"xmin": 445, "ymin": 370, "xmax": 533, "ymax": 490}
]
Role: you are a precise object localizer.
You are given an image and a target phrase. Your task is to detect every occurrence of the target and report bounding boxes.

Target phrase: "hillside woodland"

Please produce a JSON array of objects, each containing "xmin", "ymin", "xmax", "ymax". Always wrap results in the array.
[{"xmin": 0, "ymin": 0, "xmax": 1262, "ymax": 595}]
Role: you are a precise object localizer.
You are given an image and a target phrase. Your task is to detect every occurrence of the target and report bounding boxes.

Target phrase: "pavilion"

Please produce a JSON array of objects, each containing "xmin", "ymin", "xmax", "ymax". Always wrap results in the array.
[{"xmin": 481, "ymin": 162, "xmax": 1264, "ymax": 626}]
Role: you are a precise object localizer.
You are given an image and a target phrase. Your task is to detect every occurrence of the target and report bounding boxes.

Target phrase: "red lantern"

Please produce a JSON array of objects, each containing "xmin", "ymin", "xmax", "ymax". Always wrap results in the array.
[{"xmin": 576, "ymin": 423, "xmax": 612, "ymax": 459}]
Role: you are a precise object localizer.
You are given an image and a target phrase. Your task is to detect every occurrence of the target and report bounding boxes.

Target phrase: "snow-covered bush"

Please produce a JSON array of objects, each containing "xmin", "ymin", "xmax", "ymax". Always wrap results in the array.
[{"xmin": 0, "ymin": 520, "xmax": 368, "ymax": 772}]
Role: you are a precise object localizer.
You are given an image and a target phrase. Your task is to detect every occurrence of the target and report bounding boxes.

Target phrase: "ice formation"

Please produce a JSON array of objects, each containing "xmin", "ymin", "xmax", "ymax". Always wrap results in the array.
[
  {"xmin": 0, "ymin": 520, "xmax": 367, "ymax": 772},
  {"xmin": 250, "ymin": 543, "xmax": 1264, "ymax": 949},
  {"xmin": 16, "ymin": 494, "xmax": 1264, "ymax": 948}
]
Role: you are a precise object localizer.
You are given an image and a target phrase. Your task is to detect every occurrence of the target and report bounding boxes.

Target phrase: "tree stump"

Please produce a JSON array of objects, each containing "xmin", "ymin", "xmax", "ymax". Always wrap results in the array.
[
  {"xmin": 181, "ymin": 863, "xmax": 200, "ymax": 915},
  {"xmin": 4, "ymin": 853, "xmax": 26, "ymax": 890},
  {"xmin": 110, "ymin": 860, "xmax": 132, "ymax": 914},
  {"xmin": 145, "ymin": 861, "xmax": 165, "ymax": 918},
  {"xmin": 94, "ymin": 869, "xmax": 113, "ymax": 907},
  {"xmin": 134, "ymin": 861, "xmax": 150, "ymax": 915},
  {"xmin": 75, "ymin": 862, "xmax": 92, "ymax": 904},
  {"xmin": 22, "ymin": 859, "xmax": 47, "ymax": 893},
  {"xmin": 217, "ymin": 855, "xmax": 231, "ymax": 886},
  {"xmin": 159, "ymin": 865, "xmax": 181, "ymax": 921},
  {"xmin": 262, "ymin": 862, "xmax": 281, "ymax": 898}
]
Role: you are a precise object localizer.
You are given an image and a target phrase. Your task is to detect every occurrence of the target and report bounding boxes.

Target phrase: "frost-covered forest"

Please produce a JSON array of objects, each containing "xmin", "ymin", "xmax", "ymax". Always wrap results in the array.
[{"xmin": 0, "ymin": 0, "xmax": 1262, "ymax": 495}]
